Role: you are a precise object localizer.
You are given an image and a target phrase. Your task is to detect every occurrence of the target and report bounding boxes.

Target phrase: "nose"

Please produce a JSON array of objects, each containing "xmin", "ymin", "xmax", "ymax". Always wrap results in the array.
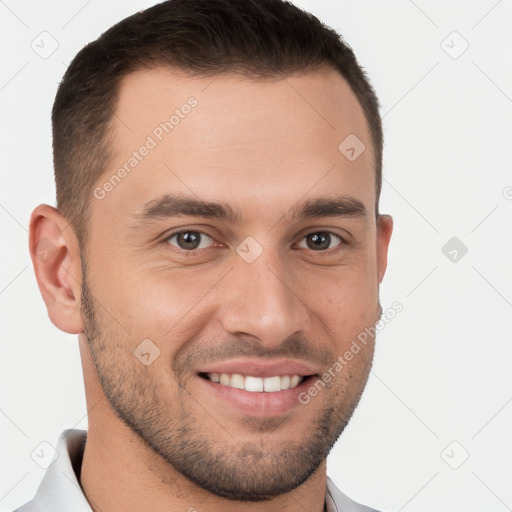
[{"xmin": 218, "ymin": 248, "xmax": 310, "ymax": 349}]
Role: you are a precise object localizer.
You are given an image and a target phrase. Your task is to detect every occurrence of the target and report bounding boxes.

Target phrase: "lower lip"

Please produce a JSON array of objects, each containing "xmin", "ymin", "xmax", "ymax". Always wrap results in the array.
[{"xmin": 197, "ymin": 375, "xmax": 315, "ymax": 417}]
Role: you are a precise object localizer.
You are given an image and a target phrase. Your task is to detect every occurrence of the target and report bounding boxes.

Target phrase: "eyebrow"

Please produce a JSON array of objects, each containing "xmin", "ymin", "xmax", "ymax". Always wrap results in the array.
[{"xmin": 131, "ymin": 193, "xmax": 366, "ymax": 226}]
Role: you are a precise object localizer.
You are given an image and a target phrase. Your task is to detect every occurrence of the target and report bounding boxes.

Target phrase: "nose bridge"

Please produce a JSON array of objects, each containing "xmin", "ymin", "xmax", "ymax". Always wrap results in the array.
[{"xmin": 219, "ymin": 245, "xmax": 309, "ymax": 346}]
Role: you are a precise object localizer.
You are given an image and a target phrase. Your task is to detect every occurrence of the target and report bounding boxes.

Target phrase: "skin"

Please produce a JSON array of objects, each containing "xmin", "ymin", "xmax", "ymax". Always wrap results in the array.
[{"xmin": 29, "ymin": 66, "xmax": 393, "ymax": 512}]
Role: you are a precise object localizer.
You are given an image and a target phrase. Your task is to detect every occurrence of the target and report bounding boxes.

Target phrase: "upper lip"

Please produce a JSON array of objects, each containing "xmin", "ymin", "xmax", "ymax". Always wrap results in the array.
[{"xmin": 196, "ymin": 358, "xmax": 319, "ymax": 378}]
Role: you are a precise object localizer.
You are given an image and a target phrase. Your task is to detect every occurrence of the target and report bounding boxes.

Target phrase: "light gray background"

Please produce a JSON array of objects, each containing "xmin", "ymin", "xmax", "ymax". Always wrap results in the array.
[{"xmin": 1, "ymin": 1, "xmax": 511, "ymax": 511}]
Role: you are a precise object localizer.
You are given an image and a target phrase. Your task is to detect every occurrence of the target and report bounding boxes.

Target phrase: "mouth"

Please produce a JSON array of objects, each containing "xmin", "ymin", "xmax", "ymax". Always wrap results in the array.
[
  {"xmin": 195, "ymin": 360, "xmax": 319, "ymax": 417},
  {"xmin": 198, "ymin": 372, "xmax": 312, "ymax": 392}
]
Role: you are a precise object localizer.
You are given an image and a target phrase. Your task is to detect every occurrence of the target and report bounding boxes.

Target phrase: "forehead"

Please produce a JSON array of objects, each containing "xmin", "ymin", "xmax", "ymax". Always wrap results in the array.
[{"xmin": 94, "ymin": 66, "xmax": 375, "ymax": 226}]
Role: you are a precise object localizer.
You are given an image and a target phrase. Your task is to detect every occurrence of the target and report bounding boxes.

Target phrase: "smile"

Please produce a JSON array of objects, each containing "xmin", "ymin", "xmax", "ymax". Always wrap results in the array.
[{"xmin": 203, "ymin": 373, "xmax": 306, "ymax": 392}]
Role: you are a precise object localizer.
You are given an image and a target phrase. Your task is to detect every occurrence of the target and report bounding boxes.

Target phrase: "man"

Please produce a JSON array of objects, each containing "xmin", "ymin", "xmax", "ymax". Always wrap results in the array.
[{"xmin": 21, "ymin": 0, "xmax": 393, "ymax": 510}]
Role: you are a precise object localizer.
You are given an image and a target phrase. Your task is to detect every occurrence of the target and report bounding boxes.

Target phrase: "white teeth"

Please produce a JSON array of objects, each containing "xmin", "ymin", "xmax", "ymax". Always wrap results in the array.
[
  {"xmin": 263, "ymin": 376, "xmax": 281, "ymax": 392},
  {"xmin": 245, "ymin": 376, "xmax": 263, "ymax": 392},
  {"xmin": 230, "ymin": 373, "xmax": 245, "ymax": 389},
  {"xmin": 290, "ymin": 375, "xmax": 301, "ymax": 388},
  {"xmin": 206, "ymin": 373, "xmax": 305, "ymax": 392}
]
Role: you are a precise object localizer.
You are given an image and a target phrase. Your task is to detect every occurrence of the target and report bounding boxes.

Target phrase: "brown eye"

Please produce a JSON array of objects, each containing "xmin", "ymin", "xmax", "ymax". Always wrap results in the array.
[
  {"xmin": 166, "ymin": 231, "xmax": 214, "ymax": 251},
  {"xmin": 297, "ymin": 231, "xmax": 343, "ymax": 251}
]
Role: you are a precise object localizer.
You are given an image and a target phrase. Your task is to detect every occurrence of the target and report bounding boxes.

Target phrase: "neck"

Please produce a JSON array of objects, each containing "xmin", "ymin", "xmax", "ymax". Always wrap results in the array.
[{"xmin": 80, "ymin": 424, "xmax": 327, "ymax": 512}]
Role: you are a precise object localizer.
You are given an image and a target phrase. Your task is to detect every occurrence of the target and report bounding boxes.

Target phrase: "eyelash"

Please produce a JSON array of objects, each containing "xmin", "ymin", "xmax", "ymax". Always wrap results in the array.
[{"xmin": 163, "ymin": 229, "xmax": 347, "ymax": 256}]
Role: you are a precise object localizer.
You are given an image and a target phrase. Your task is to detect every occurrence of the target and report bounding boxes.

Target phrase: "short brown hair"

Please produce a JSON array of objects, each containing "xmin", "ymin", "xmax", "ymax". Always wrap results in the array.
[{"xmin": 52, "ymin": 0, "xmax": 383, "ymax": 245}]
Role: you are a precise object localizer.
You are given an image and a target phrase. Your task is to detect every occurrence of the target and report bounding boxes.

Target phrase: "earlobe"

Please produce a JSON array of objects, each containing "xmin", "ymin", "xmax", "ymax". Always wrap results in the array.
[
  {"xmin": 29, "ymin": 204, "xmax": 84, "ymax": 334},
  {"xmin": 376, "ymin": 214, "xmax": 393, "ymax": 284}
]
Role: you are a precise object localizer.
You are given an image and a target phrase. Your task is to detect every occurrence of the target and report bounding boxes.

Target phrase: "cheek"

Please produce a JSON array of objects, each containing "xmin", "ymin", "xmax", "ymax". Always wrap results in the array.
[
  {"xmin": 299, "ymin": 264, "xmax": 379, "ymax": 343},
  {"xmin": 303, "ymin": 259, "xmax": 379, "ymax": 308},
  {"xmin": 114, "ymin": 268, "xmax": 223, "ymax": 342}
]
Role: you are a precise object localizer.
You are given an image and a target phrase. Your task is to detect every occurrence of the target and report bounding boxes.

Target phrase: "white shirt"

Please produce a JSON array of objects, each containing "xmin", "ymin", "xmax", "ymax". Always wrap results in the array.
[{"xmin": 13, "ymin": 429, "xmax": 380, "ymax": 512}]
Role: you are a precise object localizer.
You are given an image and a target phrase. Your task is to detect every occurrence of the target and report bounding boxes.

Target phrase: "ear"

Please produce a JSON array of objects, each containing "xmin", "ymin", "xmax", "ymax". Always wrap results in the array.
[
  {"xmin": 376, "ymin": 214, "xmax": 393, "ymax": 284},
  {"xmin": 29, "ymin": 204, "xmax": 84, "ymax": 334}
]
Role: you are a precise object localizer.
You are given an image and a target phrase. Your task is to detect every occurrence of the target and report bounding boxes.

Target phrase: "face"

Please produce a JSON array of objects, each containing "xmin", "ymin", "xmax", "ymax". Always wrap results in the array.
[{"xmin": 80, "ymin": 66, "xmax": 391, "ymax": 501}]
